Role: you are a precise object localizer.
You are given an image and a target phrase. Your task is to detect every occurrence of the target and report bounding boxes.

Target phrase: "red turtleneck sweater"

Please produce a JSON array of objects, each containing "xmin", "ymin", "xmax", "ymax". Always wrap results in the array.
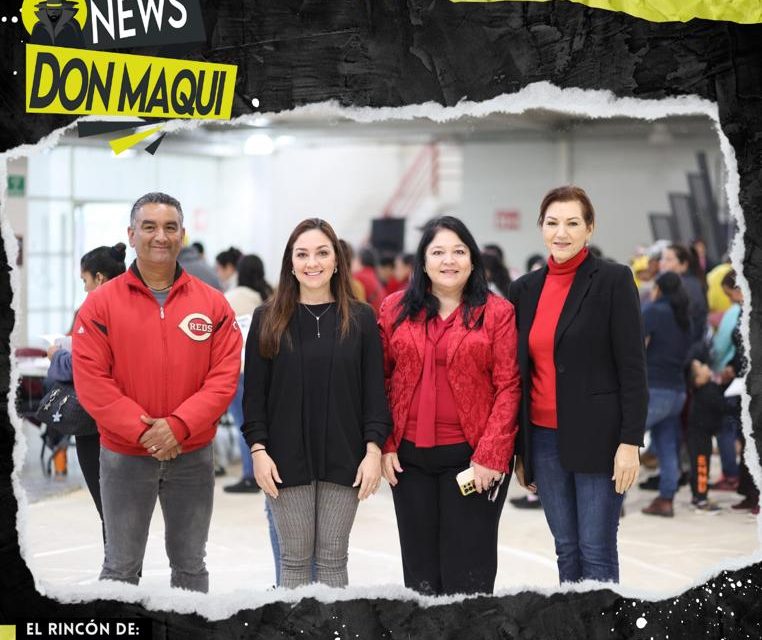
[{"xmin": 528, "ymin": 247, "xmax": 588, "ymax": 428}]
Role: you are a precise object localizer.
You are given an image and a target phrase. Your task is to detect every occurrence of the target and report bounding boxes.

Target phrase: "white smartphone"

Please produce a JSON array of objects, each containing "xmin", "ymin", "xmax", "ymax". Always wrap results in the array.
[{"xmin": 456, "ymin": 467, "xmax": 476, "ymax": 496}]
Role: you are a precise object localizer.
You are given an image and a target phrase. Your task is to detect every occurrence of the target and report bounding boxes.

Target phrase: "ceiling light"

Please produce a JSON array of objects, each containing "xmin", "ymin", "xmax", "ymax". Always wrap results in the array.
[
  {"xmin": 648, "ymin": 122, "xmax": 673, "ymax": 146},
  {"xmin": 276, "ymin": 135, "xmax": 295, "ymax": 147},
  {"xmin": 244, "ymin": 133, "xmax": 275, "ymax": 155}
]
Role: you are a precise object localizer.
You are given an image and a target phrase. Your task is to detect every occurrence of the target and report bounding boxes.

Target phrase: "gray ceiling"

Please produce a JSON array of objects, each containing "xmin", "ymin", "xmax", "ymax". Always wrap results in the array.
[{"xmin": 62, "ymin": 110, "xmax": 718, "ymax": 156}]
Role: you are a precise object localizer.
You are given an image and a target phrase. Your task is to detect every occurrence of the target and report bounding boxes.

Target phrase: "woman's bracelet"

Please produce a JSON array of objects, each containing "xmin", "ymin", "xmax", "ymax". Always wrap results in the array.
[{"xmin": 250, "ymin": 446, "xmax": 266, "ymax": 454}]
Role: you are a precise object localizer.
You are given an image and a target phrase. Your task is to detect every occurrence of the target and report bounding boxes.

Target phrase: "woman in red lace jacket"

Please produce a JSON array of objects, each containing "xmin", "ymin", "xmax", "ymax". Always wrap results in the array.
[{"xmin": 378, "ymin": 216, "xmax": 521, "ymax": 596}]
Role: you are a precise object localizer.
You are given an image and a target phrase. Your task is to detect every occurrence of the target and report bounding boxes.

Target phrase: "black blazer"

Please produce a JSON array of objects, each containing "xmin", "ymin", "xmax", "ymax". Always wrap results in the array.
[
  {"xmin": 241, "ymin": 301, "xmax": 392, "ymax": 488},
  {"xmin": 508, "ymin": 254, "xmax": 648, "ymax": 483}
]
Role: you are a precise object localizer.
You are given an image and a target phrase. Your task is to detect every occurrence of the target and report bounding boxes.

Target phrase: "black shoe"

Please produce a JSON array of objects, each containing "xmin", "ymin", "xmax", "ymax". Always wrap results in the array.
[
  {"xmin": 731, "ymin": 496, "xmax": 758, "ymax": 511},
  {"xmin": 639, "ymin": 473, "xmax": 689, "ymax": 491},
  {"xmin": 223, "ymin": 478, "xmax": 261, "ymax": 494},
  {"xmin": 214, "ymin": 464, "xmax": 227, "ymax": 477},
  {"xmin": 638, "ymin": 475, "xmax": 660, "ymax": 491},
  {"xmin": 509, "ymin": 496, "xmax": 542, "ymax": 509}
]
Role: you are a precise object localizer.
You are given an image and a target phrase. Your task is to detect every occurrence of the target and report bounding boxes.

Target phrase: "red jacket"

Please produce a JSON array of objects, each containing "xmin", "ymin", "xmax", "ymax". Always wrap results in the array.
[
  {"xmin": 378, "ymin": 291, "xmax": 521, "ymax": 472},
  {"xmin": 72, "ymin": 264, "xmax": 242, "ymax": 455},
  {"xmin": 354, "ymin": 266, "xmax": 387, "ymax": 314}
]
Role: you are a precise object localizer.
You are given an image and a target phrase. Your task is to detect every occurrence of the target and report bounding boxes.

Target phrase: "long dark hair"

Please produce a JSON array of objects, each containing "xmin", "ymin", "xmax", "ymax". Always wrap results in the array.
[
  {"xmin": 655, "ymin": 271, "xmax": 690, "ymax": 333},
  {"xmin": 80, "ymin": 243, "xmax": 127, "ymax": 280},
  {"xmin": 259, "ymin": 218, "xmax": 356, "ymax": 358},
  {"xmin": 667, "ymin": 242, "xmax": 706, "ymax": 294},
  {"xmin": 237, "ymin": 254, "xmax": 273, "ymax": 302},
  {"xmin": 481, "ymin": 252, "xmax": 512, "ymax": 298},
  {"xmin": 394, "ymin": 216, "xmax": 489, "ymax": 329}
]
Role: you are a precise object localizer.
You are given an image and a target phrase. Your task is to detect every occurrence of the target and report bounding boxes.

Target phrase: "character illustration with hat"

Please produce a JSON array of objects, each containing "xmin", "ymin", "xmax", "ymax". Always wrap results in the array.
[{"xmin": 29, "ymin": 0, "xmax": 85, "ymax": 48}]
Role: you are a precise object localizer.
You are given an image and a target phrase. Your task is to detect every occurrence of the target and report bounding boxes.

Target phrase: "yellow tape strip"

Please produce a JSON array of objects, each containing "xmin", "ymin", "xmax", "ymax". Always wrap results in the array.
[
  {"xmin": 450, "ymin": 0, "xmax": 762, "ymax": 24},
  {"xmin": 109, "ymin": 125, "xmax": 163, "ymax": 155},
  {"xmin": 0, "ymin": 625, "xmax": 16, "ymax": 640}
]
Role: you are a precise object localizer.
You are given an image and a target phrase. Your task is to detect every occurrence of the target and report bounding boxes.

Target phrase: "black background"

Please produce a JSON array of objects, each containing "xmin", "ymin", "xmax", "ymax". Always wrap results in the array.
[
  {"xmin": 1, "ymin": 1, "xmax": 762, "ymax": 637},
  {"xmin": 84, "ymin": 0, "xmax": 206, "ymax": 50}
]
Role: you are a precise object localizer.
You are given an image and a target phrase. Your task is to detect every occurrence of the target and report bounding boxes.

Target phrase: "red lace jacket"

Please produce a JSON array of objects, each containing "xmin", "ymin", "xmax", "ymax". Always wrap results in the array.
[{"xmin": 378, "ymin": 291, "xmax": 521, "ymax": 472}]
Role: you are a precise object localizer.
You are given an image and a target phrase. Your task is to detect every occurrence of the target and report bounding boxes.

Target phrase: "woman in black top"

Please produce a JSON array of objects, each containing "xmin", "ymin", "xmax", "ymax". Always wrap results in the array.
[
  {"xmin": 659, "ymin": 243, "xmax": 708, "ymax": 354},
  {"xmin": 46, "ymin": 243, "xmax": 127, "ymax": 549},
  {"xmin": 242, "ymin": 218, "xmax": 391, "ymax": 588},
  {"xmin": 640, "ymin": 272, "xmax": 692, "ymax": 517}
]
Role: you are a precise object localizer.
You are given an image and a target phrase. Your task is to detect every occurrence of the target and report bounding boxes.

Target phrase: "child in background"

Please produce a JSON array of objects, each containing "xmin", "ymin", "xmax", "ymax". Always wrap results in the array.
[{"xmin": 686, "ymin": 359, "xmax": 728, "ymax": 512}]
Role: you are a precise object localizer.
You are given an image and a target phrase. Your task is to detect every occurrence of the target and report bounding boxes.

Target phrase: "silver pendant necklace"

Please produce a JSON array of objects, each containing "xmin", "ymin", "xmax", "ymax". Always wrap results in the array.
[{"xmin": 300, "ymin": 302, "xmax": 333, "ymax": 338}]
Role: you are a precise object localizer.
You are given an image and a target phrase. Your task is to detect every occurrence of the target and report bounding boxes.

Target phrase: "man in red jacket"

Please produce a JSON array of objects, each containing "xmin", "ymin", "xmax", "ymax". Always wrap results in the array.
[{"xmin": 73, "ymin": 192, "xmax": 241, "ymax": 592}]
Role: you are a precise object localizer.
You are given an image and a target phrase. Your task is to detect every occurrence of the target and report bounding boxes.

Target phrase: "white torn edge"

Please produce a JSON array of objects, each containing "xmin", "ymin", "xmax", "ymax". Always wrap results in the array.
[
  {"xmin": 0, "ymin": 80, "xmax": 759, "ymax": 619},
  {"xmin": 1, "ymin": 117, "xmax": 82, "ymax": 602},
  {"xmin": 0, "ymin": 154, "xmax": 37, "ymax": 596}
]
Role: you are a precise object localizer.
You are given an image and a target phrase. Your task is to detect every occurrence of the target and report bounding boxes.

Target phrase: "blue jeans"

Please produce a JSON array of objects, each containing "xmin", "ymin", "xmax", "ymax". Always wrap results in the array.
[
  {"xmin": 265, "ymin": 500, "xmax": 281, "ymax": 586},
  {"xmin": 228, "ymin": 375, "xmax": 253, "ymax": 480},
  {"xmin": 99, "ymin": 444, "xmax": 214, "ymax": 592},
  {"xmin": 531, "ymin": 426, "xmax": 624, "ymax": 584},
  {"xmin": 646, "ymin": 387, "xmax": 686, "ymax": 500}
]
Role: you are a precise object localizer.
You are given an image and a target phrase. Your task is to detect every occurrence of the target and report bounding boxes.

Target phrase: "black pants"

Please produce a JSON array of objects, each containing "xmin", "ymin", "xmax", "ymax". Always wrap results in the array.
[
  {"xmin": 687, "ymin": 423, "xmax": 714, "ymax": 502},
  {"xmin": 738, "ymin": 430, "xmax": 760, "ymax": 502},
  {"xmin": 391, "ymin": 439, "xmax": 509, "ymax": 596},
  {"xmin": 75, "ymin": 433, "xmax": 105, "ymax": 544}
]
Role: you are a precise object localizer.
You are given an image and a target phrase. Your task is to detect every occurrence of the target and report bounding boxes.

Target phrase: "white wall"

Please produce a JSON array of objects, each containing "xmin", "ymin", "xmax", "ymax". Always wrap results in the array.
[
  {"xmin": 12, "ymin": 142, "xmax": 420, "ymax": 341},
  {"xmin": 213, "ymin": 144, "xmax": 420, "ymax": 282},
  {"xmin": 10, "ymin": 123, "xmax": 726, "ymax": 342},
  {"xmin": 569, "ymin": 135, "xmax": 723, "ymax": 264},
  {"xmin": 459, "ymin": 139, "xmax": 558, "ymax": 272},
  {"xmin": 459, "ymin": 131, "xmax": 723, "ymax": 273}
]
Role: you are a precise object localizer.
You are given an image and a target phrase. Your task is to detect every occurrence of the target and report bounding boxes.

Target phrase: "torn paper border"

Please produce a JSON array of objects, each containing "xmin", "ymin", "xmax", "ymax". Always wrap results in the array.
[{"xmin": 1, "ymin": 80, "xmax": 759, "ymax": 621}]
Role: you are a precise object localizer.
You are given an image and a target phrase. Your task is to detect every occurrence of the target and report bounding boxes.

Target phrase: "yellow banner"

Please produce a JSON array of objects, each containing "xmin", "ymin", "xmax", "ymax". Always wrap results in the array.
[
  {"xmin": 26, "ymin": 45, "xmax": 237, "ymax": 119},
  {"xmin": 450, "ymin": 0, "xmax": 762, "ymax": 24}
]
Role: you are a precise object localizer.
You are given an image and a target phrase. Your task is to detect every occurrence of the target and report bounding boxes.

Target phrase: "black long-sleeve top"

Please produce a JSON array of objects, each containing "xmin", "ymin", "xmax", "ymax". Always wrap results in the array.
[
  {"xmin": 688, "ymin": 382, "xmax": 731, "ymax": 435},
  {"xmin": 242, "ymin": 300, "xmax": 391, "ymax": 488}
]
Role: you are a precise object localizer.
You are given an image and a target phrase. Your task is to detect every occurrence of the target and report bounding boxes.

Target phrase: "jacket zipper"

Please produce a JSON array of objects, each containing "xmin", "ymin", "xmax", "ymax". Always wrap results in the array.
[
  {"xmin": 160, "ymin": 304, "xmax": 169, "ymax": 418},
  {"xmin": 129, "ymin": 270, "xmax": 182, "ymax": 430}
]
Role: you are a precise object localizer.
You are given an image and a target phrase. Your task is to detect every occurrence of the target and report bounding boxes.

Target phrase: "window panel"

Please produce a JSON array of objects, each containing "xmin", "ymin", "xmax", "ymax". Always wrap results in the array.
[
  {"xmin": 27, "ymin": 200, "xmax": 73, "ymax": 254},
  {"xmin": 27, "ymin": 147, "xmax": 72, "ymax": 199}
]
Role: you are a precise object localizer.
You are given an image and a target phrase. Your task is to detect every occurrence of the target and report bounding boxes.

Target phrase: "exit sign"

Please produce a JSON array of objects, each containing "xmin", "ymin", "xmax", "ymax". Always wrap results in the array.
[
  {"xmin": 7, "ymin": 175, "xmax": 25, "ymax": 197},
  {"xmin": 494, "ymin": 209, "xmax": 520, "ymax": 230}
]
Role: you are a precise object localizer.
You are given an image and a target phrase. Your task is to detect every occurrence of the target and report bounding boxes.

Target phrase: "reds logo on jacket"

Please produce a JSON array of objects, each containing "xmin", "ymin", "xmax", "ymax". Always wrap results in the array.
[
  {"xmin": 72, "ymin": 264, "xmax": 242, "ymax": 456},
  {"xmin": 178, "ymin": 313, "xmax": 214, "ymax": 341}
]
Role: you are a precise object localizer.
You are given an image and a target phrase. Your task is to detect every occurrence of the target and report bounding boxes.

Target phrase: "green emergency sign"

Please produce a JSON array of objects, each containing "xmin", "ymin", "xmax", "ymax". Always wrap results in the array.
[{"xmin": 7, "ymin": 175, "xmax": 25, "ymax": 197}]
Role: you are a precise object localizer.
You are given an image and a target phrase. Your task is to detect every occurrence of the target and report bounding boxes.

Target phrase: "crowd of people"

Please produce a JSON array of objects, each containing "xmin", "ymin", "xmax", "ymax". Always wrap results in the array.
[
  {"xmin": 34, "ymin": 186, "xmax": 754, "ymax": 597},
  {"xmin": 630, "ymin": 240, "xmax": 754, "ymax": 517}
]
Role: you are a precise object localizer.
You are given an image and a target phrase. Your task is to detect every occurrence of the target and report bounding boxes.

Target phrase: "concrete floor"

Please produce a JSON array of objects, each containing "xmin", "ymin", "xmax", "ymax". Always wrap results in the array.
[{"xmin": 15, "ymin": 420, "xmax": 762, "ymax": 607}]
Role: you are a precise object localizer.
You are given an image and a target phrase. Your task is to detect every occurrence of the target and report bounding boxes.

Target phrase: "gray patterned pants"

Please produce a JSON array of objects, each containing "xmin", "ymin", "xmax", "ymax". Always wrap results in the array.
[{"xmin": 267, "ymin": 481, "xmax": 359, "ymax": 588}]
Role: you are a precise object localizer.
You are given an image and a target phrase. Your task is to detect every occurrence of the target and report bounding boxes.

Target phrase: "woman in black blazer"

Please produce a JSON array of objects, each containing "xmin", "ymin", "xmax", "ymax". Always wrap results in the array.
[
  {"xmin": 509, "ymin": 186, "xmax": 648, "ymax": 584},
  {"xmin": 242, "ymin": 218, "xmax": 391, "ymax": 589}
]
